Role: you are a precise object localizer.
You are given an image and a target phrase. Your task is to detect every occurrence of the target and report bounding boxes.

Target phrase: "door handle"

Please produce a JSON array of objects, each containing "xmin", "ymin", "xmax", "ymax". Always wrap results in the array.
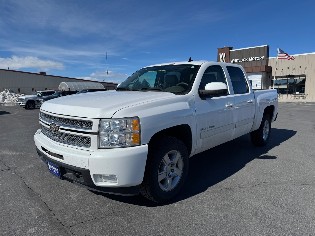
[
  {"xmin": 247, "ymin": 99, "xmax": 254, "ymax": 104},
  {"xmin": 225, "ymin": 103, "xmax": 233, "ymax": 108}
]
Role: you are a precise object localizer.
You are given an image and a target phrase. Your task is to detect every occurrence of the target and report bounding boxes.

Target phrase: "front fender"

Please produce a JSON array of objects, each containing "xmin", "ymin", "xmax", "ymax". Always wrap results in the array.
[{"xmin": 112, "ymin": 95, "xmax": 196, "ymax": 146}]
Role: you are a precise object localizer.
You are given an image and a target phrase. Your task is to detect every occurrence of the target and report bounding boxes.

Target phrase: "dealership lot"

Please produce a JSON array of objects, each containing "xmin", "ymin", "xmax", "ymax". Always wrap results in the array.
[{"xmin": 0, "ymin": 103, "xmax": 315, "ymax": 236}]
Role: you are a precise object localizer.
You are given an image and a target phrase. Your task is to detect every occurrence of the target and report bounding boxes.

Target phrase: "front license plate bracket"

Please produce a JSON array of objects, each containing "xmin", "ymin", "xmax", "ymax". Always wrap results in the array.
[{"xmin": 47, "ymin": 161, "xmax": 61, "ymax": 178}]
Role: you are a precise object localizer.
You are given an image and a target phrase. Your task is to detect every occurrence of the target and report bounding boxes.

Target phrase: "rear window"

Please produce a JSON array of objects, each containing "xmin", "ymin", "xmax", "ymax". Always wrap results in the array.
[{"xmin": 226, "ymin": 66, "xmax": 249, "ymax": 94}]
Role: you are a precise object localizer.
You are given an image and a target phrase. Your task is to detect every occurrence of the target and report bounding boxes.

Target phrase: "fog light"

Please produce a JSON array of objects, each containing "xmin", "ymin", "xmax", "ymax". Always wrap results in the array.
[{"xmin": 93, "ymin": 174, "xmax": 118, "ymax": 184}]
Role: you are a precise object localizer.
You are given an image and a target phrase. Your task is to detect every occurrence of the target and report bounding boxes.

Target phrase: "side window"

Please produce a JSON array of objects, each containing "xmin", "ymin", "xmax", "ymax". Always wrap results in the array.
[
  {"xmin": 199, "ymin": 65, "xmax": 227, "ymax": 91},
  {"xmin": 226, "ymin": 66, "xmax": 249, "ymax": 94}
]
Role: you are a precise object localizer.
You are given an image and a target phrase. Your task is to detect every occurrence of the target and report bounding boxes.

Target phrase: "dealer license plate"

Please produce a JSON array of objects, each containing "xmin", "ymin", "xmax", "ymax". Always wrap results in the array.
[{"xmin": 47, "ymin": 161, "xmax": 61, "ymax": 178}]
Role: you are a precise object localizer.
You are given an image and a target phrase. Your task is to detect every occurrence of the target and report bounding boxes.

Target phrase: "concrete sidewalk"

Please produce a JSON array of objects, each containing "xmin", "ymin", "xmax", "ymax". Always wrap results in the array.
[{"xmin": 278, "ymin": 94, "xmax": 314, "ymax": 103}]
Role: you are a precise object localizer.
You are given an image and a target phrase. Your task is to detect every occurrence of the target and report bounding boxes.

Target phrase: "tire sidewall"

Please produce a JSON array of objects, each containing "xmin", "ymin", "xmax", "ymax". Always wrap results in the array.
[
  {"xmin": 258, "ymin": 114, "xmax": 271, "ymax": 145},
  {"xmin": 260, "ymin": 114, "xmax": 271, "ymax": 145},
  {"xmin": 25, "ymin": 101, "xmax": 30, "ymax": 109},
  {"xmin": 145, "ymin": 137, "xmax": 189, "ymax": 202},
  {"xmin": 250, "ymin": 113, "xmax": 272, "ymax": 146},
  {"xmin": 27, "ymin": 101, "xmax": 35, "ymax": 109}
]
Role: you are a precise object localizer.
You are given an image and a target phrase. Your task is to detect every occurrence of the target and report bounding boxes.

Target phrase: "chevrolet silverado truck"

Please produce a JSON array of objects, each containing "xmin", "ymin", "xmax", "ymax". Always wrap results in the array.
[{"xmin": 34, "ymin": 61, "xmax": 278, "ymax": 203}]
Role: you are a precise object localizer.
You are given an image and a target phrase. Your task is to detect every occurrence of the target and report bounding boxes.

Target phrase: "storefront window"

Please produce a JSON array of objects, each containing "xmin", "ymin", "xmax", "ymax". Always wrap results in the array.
[
  {"xmin": 295, "ymin": 77, "xmax": 306, "ymax": 93},
  {"xmin": 272, "ymin": 75, "xmax": 306, "ymax": 95}
]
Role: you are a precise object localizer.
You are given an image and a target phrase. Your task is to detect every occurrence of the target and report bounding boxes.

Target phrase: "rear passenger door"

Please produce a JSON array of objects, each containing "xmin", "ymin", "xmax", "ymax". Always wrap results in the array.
[{"xmin": 226, "ymin": 66, "xmax": 255, "ymax": 139}]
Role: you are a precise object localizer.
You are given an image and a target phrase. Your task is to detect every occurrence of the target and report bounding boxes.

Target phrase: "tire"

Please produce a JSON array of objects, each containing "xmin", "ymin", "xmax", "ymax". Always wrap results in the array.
[
  {"xmin": 140, "ymin": 136, "xmax": 189, "ymax": 203},
  {"xmin": 25, "ymin": 101, "xmax": 35, "ymax": 110},
  {"xmin": 250, "ymin": 113, "xmax": 271, "ymax": 146}
]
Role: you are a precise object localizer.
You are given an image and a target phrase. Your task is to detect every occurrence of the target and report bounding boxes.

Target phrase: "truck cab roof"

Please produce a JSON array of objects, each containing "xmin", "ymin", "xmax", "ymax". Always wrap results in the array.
[{"xmin": 145, "ymin": 60, "xmax": 244, "ymax": 68}]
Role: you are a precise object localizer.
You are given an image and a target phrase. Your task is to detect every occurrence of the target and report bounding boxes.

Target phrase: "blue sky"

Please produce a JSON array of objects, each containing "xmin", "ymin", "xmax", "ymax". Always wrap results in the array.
[{"xmin": 0, "ymin": 0, "xmax": 314, "ymax": 84}]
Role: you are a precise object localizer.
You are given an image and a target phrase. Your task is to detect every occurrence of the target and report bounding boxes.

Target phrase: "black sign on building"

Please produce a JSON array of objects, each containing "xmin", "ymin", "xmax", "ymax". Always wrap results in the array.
[{"xmin": 217, "ymin": 45, "xmax": 272, "ymax": 89}]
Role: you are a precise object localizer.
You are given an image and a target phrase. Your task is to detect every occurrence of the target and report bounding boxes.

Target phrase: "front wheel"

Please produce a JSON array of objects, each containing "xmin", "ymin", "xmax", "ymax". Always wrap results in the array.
[
  {"xmin": 140, "ymin": 136, "xmax": 189, "ymax": 203},
  {"xmin": 250, "ymin": 113, "xmax": 271, "ymax": 146},
  {"xmin": 25, "ymin": 101, "xmax": 35, "ymax": 110}
]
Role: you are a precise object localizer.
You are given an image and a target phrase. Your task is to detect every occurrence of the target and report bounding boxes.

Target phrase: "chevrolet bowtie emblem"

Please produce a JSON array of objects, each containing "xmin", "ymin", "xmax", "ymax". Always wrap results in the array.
[{"xmin": 49, "ymin": 123, "xmax": 60, "ymax": 133}]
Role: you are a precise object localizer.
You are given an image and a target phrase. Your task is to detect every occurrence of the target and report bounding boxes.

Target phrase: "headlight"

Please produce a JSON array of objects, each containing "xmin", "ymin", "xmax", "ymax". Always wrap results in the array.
[{"xmin": 98, "ymin": 117, "xmax": 140, "ymax": 148}]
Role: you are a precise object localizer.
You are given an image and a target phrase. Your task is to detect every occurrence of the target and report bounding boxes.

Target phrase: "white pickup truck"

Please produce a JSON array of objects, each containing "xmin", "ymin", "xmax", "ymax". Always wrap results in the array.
[
  {"xmin": 18, "ymin": 90, "xmax": 56, "ymax": 109},
  {"xmin": 34, "ymin": 61, "xmax": 278, "ymax": 203}
]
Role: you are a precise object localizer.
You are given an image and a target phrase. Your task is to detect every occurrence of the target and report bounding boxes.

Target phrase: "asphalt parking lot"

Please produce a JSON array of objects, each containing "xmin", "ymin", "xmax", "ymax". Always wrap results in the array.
[{"xmin": 0, "ymin": 103, "xmax": 315, "ymax": 236}]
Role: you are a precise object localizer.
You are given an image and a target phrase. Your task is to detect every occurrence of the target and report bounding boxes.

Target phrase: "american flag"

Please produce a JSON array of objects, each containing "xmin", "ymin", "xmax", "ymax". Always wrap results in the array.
[{"xmin": 277, "ymin": 48, "xmax": 295, "ymax": 60}]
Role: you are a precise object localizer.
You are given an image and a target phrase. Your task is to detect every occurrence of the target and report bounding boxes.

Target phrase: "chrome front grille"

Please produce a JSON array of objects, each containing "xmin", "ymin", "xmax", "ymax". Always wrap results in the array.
[
  {"xmin": 39, "ymin": 112, "xmax": 93, "ymax": 130},
  {"xmin": 41, "ymin": 125, "xmax": 91, "ymax": 148}
]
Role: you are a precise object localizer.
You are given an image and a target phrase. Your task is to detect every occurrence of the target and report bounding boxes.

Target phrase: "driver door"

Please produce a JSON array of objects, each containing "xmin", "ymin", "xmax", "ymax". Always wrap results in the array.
[{"xmin": 195, "ymin": 65, "xmax": 235, "ymax": 153}]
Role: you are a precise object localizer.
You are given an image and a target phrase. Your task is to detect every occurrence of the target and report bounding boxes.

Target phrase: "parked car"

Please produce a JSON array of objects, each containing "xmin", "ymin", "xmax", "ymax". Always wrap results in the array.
[
  {"xmin": 18, "ymin": 90, "xmax": 78, "ymax": 109},
  {"xmin": 41, "ymin": 90, "xmax": 77, "ymax": 103},
  {"xmin": 34, "ymin": 61, "xmax": 278, "ymax": 203},
  {"xmin": 18, "ymin": 90, "xmax": 55, "ymax": 109},
  {"xmin": 44, "ymin": 90, "xmax": 77, "ymax": 100}
]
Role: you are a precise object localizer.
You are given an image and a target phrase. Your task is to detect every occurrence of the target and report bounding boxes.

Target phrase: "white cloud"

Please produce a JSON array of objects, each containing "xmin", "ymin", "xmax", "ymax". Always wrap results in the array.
[
  {"xmin": 0, "ymin": 1, "xmax": 229, "ymax": 55},
  {"xmin": 0, "ymin": 56, "xmax": 64, "ymax": 71},
  {"xmin": 4, "ymin": 44, "xmax": 111, "ymax": 63},
  {"xmin": 0, "ymin": 0, "xmax": 230, "ymax": 81},
  {"xmin": 79, "ymin": 70, "xmax": 128, "ymax": 84}
]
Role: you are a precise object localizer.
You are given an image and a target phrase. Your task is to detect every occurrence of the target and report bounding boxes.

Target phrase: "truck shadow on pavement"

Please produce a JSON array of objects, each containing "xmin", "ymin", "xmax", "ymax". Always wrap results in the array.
[{"xmin": 102, "ymin": 128, "xmax": 296, "ymax": 206}]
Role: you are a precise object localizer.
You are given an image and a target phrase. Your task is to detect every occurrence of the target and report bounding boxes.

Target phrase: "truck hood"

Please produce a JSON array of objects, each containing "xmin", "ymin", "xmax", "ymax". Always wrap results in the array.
[{"xmin": 41, "ymin": 91, "xmax": 176, "ymax": 118}]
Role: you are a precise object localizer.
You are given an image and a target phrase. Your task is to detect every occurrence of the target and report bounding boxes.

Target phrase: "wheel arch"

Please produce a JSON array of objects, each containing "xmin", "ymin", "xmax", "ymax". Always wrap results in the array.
[
  {"xmin": 264, "ymin": 105, "xmax": 275, "ymax": 120},
  {"xmin": 148, "ymin": 124, "xmax": 192, "ymax": 156},
  {"xmin": 251, "ymin": 105, "xmax": 275, "ymax": 132}
]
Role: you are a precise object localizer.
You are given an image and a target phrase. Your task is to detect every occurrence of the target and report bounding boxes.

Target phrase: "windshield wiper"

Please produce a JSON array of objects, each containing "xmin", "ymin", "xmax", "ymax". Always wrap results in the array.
[
  {"xmin": 116, "ymin": 87, "xmax": 163, "ymax": 92},
  {"xmin": 116, "ymin": 87, "xmax": 130, "ymax": 91},
  {"xmin": 140, "ymin": 87, "xmax": 163, "ymax": 92}
]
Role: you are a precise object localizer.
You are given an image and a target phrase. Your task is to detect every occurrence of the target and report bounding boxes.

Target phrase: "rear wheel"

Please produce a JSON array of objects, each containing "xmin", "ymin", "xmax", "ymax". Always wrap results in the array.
[
  {"xmin": 251, "ymin": 113, "xmax": 271, "ymax": 146},
  {"xmin": 140, "ymin": 136, "xmax": 189, "ymax": 203}
]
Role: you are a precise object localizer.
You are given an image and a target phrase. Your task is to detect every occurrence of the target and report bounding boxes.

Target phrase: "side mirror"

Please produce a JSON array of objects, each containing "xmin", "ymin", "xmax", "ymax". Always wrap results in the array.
[{"xmin": 199, "ymin": 82, "xmax": 228, "ymax": 99}]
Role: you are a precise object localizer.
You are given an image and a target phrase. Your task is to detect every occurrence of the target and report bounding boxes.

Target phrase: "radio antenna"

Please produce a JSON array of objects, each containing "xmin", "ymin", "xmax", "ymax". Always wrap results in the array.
[{"xmin": 106, "ymin": 52, "xmax": 109, "ymax": 75}]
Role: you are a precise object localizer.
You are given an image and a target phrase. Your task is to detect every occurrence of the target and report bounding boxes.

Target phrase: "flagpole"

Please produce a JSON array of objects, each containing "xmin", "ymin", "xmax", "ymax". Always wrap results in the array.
[
  {"xmin": 272, "ymin": 74, "xmax": 275, "ymax": 97},
  {"xmin": 273, "ymin": 54, "xmax": 277, "ymax": 91},
  {"xmin": 273, "ymin": 57, "xmax": 276, "ymax": 90}
]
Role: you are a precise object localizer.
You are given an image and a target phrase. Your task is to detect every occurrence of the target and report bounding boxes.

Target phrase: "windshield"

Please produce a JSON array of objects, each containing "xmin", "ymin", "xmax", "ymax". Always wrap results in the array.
[{"xmin": 117, "ymin": 64, "xmax": 200, "ymax": 95}]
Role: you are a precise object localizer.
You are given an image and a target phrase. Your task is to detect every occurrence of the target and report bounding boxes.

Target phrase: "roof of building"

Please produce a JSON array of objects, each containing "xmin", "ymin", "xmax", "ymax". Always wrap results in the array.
[
  {"xmin": 269, "ymin": 52, "xmax": 315, "ymax": 59},
  {"xmin": 0, "ymin": 68, "xmax": 117, "ymax": 85},
  {"xmin": 230, "ymin": 45, "xmax": 268, "ymax": 51}
]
